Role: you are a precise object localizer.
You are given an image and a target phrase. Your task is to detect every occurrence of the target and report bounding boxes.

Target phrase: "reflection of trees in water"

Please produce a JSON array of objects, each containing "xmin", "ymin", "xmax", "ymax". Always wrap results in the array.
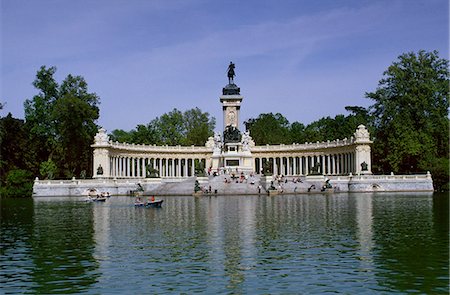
[
  {"xmin": 1, "ymin": 198, "xmax": 35, "ymax": 293},
  {"xmin": 30, "ymin": 201, "xmax": 99, "ymax": 293},
  {"xmin": 4, "ymin": 194, "xmax": 446, "ymax": 293},
  {"xmin": 371, "ymin": 194, "xmax": 449, "ymax": 294}
]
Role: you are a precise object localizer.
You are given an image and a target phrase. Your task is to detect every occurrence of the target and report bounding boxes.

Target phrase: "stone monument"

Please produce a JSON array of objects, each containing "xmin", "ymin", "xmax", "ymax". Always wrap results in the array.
[{"xmin": 209, "ymin": 62, "xmax": 254, "ymax": 172}]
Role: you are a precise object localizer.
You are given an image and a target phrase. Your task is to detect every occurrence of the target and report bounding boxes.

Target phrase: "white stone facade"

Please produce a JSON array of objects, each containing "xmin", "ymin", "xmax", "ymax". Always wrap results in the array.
[{"xmin": 91, "ymin": 125, "xmax": 374, "ymax": 179}]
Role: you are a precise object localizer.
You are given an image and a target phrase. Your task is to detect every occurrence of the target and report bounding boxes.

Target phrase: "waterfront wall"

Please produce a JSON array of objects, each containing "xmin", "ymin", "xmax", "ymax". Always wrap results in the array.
[{"xmin": 33, "ymin": 172, "xmax": 433, "ymax": 197}]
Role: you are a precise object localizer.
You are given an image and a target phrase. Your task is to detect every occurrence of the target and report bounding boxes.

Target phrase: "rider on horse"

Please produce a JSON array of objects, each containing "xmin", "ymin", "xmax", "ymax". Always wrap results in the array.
[{"xmin": 227, "ymin": 62, "xmax": 236, "ymax": 84}]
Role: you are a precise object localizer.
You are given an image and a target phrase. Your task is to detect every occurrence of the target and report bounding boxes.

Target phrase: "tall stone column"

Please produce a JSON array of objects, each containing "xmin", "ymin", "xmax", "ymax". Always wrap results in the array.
[
  {"xmin": 354, "ymin": 125, "xmax": 373, "ymax": 174},
  {"xmin": 92, "ymin": 128, "xmax": 111, "ymax": 179},
  {"xmin": 305, "ymin": 156, "xmax": 309, "ymax": 175},
  {"xmin": 177, "ymin": 158, "xmax": 181, "ymax": 177},
  {"xmin": 293, "ymin": 157, "xmax": 297, "ymax": 175},
  {"xmin": 165, "ymin": 159, "xmax": 168, "ymax": 177},
  {"xmin": 299, "ymin": 157, "xmax": 303, "ymax": 175}
]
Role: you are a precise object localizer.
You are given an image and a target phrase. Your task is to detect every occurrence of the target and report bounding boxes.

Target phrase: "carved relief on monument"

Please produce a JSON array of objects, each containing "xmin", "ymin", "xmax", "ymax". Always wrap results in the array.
[
  {"xmin": 226, "ymin": 106, "xmax": 237, "ymax": 127},
  {"xmin": 228, "ymin": 111, "xmax": 236, "ymax": 126}
]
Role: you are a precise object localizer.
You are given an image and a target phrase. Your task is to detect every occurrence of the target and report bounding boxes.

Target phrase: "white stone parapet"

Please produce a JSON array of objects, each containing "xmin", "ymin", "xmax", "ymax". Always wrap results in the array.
[
  {"xmin": 32, "ymin": 172, "xmax": 434, "ymax": 197},
  {"xmin": 249, "ymin": 138, "xmax": 356, "ymax": 152},
  {"xmin": 99, "ymin": 141, "xmax": 211, "ymax": 153}
]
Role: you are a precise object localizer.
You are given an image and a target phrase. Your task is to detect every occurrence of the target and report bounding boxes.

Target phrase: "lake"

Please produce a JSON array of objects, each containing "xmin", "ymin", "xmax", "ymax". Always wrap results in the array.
[{"xmin": 1, "ymin": 193, "xmax": 448, "ymax": 294}]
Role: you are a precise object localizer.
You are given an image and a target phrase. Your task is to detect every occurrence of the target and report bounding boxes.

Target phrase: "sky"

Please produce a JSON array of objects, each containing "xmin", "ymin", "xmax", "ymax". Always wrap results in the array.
[{"xmin": 1, "ymin": 0, "xmax": 448, "ymax": 133}]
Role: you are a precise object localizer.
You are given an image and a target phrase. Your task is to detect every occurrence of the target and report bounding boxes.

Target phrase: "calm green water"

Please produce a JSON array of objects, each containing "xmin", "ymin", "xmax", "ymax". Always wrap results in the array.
[{"xmin": 1, "ymin": 193, "xmax": 448, "ymax": 294}]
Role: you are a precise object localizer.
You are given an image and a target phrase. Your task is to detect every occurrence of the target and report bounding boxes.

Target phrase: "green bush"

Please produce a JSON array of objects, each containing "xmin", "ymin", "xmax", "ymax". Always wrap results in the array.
[{"xmin": 1, "ymin": 169, "xmax": 34, "ymax": 198}]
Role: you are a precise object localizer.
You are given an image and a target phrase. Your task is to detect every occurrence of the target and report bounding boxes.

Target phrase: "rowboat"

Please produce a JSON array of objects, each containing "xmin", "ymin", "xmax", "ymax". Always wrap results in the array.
[
  {"xmin": 85, "ymin": 196, "xmax": 107, "ymax": 202},
  {"xmin": 145, "ymin": 200, "xmax": 163, "ymax": 208}
]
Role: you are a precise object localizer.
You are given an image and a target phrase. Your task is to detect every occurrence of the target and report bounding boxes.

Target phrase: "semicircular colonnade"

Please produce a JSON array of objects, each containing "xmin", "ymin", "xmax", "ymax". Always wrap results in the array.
[{"xmin": 92, "ymin": 125, "xmax": 373, "ymax": 179}]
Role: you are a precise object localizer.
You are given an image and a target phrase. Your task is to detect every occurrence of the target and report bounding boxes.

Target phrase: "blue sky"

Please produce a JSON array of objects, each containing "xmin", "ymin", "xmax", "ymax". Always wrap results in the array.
[{"xmin": 1, "ymin": 0, "xmax": 448, "ymax": 132}]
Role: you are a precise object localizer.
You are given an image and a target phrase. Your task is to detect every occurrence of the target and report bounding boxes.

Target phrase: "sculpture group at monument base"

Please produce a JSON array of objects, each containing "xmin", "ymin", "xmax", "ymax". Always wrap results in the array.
[{"xmin": 32, "ymin": 172, "xmax": 434, "ymax": 197}]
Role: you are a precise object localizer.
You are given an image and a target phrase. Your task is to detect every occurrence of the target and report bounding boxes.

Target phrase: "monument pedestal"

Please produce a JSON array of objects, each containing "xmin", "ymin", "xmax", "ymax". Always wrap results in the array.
[{"xmin": 221, "ymin": 142, "xmax": 253, "ymax": 173}]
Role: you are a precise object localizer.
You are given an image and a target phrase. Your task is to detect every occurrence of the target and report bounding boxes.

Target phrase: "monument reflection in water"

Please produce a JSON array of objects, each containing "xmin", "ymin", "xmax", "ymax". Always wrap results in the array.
[{"xmin": 1, "ymin": 194, "xmax": 448, "ymax": 294}]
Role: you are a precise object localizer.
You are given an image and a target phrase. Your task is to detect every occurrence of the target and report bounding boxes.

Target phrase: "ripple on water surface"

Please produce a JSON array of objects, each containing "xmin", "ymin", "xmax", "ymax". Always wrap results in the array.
[{"xmin": 1, "ymin": 194, "xmax": 448, "ymax": 294}]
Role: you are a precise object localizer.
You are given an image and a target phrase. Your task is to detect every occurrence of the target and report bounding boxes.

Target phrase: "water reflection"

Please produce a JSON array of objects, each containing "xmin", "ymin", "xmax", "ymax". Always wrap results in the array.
[
  {"xmin": 1, "ymin": 193, "xmax": 447, "ymax": 294},
  {"xmin": 356, "ymin": 194, "xmax": 374, "ymax": 277},
  {"xmin": 0, "ymin": 198, "xmax": 35, "ymax": 293},
  {"xmin": 30, "ymin": 198, "xmax": 99, "ymax": 293},
  {"xmin": 372, "ymin": 193, "xmax": 448, "ymax": 293}
]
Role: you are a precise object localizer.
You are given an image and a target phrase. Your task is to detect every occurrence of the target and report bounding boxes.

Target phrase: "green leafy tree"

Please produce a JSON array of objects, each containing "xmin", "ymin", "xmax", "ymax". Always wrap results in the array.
[
  {"xmin": 183, "ymin": 107, "xmax": 215, "ymax": 146},
  {"xmin": 39, "ymin": 159, "xmax": 57, "ymax": 180},
  {"xmin": 0, "ymin": 114, "xmax": 28, "ymax": 176},
  {"xmin": 23, "ymin": 66, "xmax": 59, "ymax": 174},
  {"xmin": 131, "ymin": 124, "xmax": 161, "ymax": 144},
  {"xmin": 24, "ymin": 66, "xmax": 100, "ymax": 179},
  {"xmin": 109, "ymin": 129, "xmax": 133, "ymax": 143},
  {"xmin": 289, "ymin": 121, "xmax": 306, "ymax": 144},
  {"xmin": 53, "ymin": 74, "xmax": 100, "ymax": 178},
  {"xmin": 244, "ymin": 113, "xmax": 291, "ymax": 145},
  {"xmin": 0, "ymin": 169, "xmax": 34, "ymax": 198},
  {"xmin": 153, "ymin": 109, "xmax": 185, "ymax": 145},
  {"xmin": 366, "ymin": 50, "xmax": 449, "ymax": 190},
  {"xmin": 109, "ymin": 107, "xmax": 215, "ymax": 146}
]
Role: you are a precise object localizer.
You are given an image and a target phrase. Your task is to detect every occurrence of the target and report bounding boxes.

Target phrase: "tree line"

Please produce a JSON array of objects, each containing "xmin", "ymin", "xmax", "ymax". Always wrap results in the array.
[
  {"xmin": 1, "ymin": 50, "xmax": 448, "ymax": 196},
  {"xmin": 109, "ymin": 107, "xmax": 216, "ymax": 146}
]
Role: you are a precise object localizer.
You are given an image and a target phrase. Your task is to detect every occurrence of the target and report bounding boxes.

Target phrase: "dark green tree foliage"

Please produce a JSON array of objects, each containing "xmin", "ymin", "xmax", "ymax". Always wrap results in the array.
[
  {"xmin": 246, "ymin": 111, "xmax": 371, "ymax": 145},
  {"xmin": 0, "ymin": 114, "xmax": 34, "ymax": 197},
  {"xmin": 154, "ymin": 109, "xmax": 185, "ymax": 145},
  {"xmin": 24, "ymin": 66, "xmax": 59, "ymax": 174},
  {"xmin": 0, "ymin": 169, "xmax": 34, "ymax": 198},
  {"xmin": 110, "ymin": 108, "xmax": 215, "ymax": 146},
  {"xmin": 289, "ymin": 121, "xmax": 306, "ymax": 144},
  {"xmin": 244, "ymin": 113, "xmax": 291, "ymax": 145},
  {"xmin": 366, "ymin": 50, "xmax": 449, "ymax": 189},
  {"xmin": 0, "ymin": 113, "xmax": 28, "ymax": 174},
  {"xmin": 109, "ymin": 129, "xmax": 133, "ymax": 143},
  {"xmin": 183, "ymin": 107, "xmax": 216, "ymax": 146},
  {"xmin": 24, "ymin": 66, "xmax": 100, "ymax": 179}
]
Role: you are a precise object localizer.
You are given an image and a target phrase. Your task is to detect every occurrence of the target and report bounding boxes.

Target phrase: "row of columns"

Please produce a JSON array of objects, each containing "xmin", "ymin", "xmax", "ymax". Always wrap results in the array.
[
  {"xmin": 254, "ymin": 153, "xmax": 356, "ymax": 176},
  {"xmin": 109, "ymin": 156, "xmax": 207, "ymax": 178}
]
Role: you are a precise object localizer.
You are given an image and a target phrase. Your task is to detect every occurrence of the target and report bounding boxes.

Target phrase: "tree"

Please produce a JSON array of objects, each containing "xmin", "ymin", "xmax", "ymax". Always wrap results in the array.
[
  {"xmin": 53, "ymin": 74, "xmax": 99, "ymax": 178},
  {"xmin": 366, "ymin": 50, "xmax": 449, "ymax": 190},
  {"xmin": 0, "ymin": 113, "xmax": 29, "ymax": 186},
  {"xmin": 24, "ymin": 66, "xmax": 59, "ymax": 174},
  {"xmin": 131, "ymin": 124, "xmax": 161, "ymax": 145},
  {"xmin": 109, "ymin": 107, "xmax": 215, "ymax": 146},
  {"xmin": 182, "ymin": 107, "xmax": 215, "ymax": 146},
  {"xmin": 244, "ymin": 113, "xmax": 291, "ymax": 145},
  {"xmin": 289, "ymin": 121, "xmax": 306, "ymax": 144},
  {"xmin": 153, "ymin": 108, "xmax": 185, "ymax": 145},
  {"xmin": 109, "ymin": 129, "xmax": 133, "ymax": 143},
  {"xmin": 0, "ymin": 169, "xmax": 34, "ymax": 198},
  {"xmin": 24, "ymin": 66, "xmax": 100, "ymax": 179}
]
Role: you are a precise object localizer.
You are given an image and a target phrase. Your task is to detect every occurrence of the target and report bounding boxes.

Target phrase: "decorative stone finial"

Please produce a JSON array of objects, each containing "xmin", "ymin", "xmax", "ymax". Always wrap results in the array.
[
  {"xmin": 94, "ymin": 128, "xmax": 110, "ymax": 145},
  {"xmin": 354, "ymin": 125, "xmax": 371, "ymax": 142}
]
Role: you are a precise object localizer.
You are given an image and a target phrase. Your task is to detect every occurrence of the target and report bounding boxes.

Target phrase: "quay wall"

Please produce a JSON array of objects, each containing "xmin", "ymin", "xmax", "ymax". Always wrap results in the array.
[{"xmin": 33, "ymin": 173, "xmax": 434, "ymax": 197}]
